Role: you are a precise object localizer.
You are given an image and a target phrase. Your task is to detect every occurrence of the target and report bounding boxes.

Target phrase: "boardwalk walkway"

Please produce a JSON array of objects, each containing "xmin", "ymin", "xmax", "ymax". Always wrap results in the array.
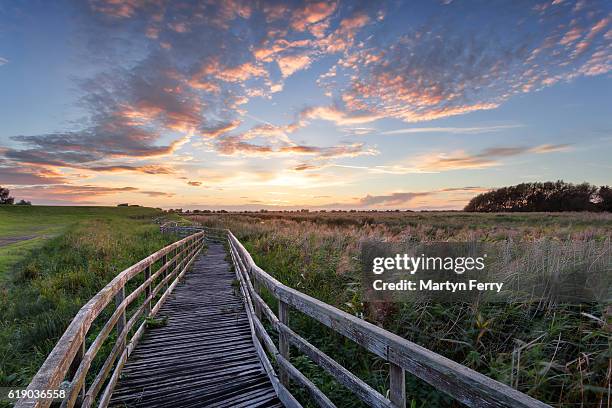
[
  {"xmin": 18, "ymin": 226, "xmax": 551, "ymax": 408},
  {"xmin": 108, "ymin": 242, "xmax": 282, "ymax": 408}
]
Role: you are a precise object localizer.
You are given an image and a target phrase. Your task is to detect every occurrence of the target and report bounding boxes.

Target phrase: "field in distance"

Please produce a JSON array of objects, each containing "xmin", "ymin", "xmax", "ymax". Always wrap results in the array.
[{"xmin": 0, "ymin": 206, "xmax": 165, "ymax": 278}]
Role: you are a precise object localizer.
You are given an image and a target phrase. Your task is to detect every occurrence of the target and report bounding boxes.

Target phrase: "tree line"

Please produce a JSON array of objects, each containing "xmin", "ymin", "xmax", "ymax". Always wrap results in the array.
[
  {"xmin": 464, "ymin": 181, "xmax": 612, "ymax": 212},
  {"xmin": 0, "ymin": 187, "xmax": 31, "ymax": 205}
]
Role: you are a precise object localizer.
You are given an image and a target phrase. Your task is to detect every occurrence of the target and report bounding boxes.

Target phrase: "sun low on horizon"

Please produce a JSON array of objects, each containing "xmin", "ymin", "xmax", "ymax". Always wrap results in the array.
[{"xmin": 0, "ymin": 0, "xmax": 611, "ymax": 210}]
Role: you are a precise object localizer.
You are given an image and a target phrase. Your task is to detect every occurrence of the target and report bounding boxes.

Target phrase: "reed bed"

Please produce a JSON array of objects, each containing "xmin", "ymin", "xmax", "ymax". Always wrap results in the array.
[{"xmin": 191, "ymin": 212, "xmax": 611, "ymax": 408}]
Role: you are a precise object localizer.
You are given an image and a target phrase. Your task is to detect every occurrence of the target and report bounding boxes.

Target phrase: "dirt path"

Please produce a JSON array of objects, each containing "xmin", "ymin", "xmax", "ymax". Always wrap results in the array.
[{"xmin": 0, "ymin": 235, "xmax": 39, "ymax": 248}]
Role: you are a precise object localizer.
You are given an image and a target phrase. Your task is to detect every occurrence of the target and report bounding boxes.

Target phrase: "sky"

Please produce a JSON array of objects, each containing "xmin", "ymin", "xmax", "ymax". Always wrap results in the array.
[{"xmin": 0, "ymin": 0, "xmax": 611, "ymax": 210}]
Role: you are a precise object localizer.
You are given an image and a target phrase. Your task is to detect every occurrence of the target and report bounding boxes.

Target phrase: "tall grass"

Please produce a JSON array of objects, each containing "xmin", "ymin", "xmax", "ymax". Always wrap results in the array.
[
  {"xmin": 0, "ymin": 207, "xmax": 173, "ymax": 389},
  {"xmin": 192, "ymin": 212, "xmax": 611, "ymax": 407}
]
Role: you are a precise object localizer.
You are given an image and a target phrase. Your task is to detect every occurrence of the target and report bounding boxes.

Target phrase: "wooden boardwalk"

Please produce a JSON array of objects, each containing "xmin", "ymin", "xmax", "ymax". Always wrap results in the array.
[
  {"xmin": 18, "ymin": 226, "xmax": 551, "ymax": 408},
  {"xmin": 108, "ymin": 242, "xmax": 282, "ymax": 408}
]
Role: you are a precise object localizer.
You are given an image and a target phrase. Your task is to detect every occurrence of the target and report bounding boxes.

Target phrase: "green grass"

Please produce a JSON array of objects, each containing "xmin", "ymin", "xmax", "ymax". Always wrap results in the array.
[
  {"xmin": 0, "ymin": 206, "xmax": 165, "ymax": 278},
  {"xmin": 0, "ymin": 206, "xmax": 177, "ymax": 389}
]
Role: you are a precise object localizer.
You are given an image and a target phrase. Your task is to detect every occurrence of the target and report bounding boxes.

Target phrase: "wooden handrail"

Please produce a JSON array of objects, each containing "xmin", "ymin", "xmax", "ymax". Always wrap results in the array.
[
  {"xmin": 226, "ymin": 230, "xmax": 551, "ymax": 408},
  {"xmin": 16, "ymin": 231, "xmax": 205, "ymax": 408}
]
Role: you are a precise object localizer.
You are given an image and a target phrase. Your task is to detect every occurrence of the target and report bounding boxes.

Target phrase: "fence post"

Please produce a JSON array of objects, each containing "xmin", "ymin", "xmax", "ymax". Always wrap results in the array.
[
  {"xmin": 162, "ymin": 253, "xmax": 169, "ymax": 291},
  {"xmin": 253, "ymin": 274, "xmax": 262, "ymax": 320},
  {"xmin": 68, "ymin": 340, "xmax": 86, "ymax": 403},
  {"xmin": 389, "ymin": 362, "xmax": 406, "ymax": 408},
  {"xmin": 115, "ymin": 287, "xmax": 126, "ymax": 351},
  {"xmin": 144, "ymin": 265, "xmax": 151, "ymax": 316},
  {"xmin": 278, "ymin": 300, "xmax": 290, "ymax": 387}
]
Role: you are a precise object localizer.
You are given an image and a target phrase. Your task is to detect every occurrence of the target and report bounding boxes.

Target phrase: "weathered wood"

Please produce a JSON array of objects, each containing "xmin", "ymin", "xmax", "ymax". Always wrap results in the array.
[
  {"xmin": 115, "ymin": 287, "xmax": 126, "ymax": 348},
  {"xmin": 278, "ymin": 322, "xmax": 393, "ymax": 408},
  {"xmin": 82, "ymin": 242, "xmax": 201, "ymax": 408},
  {"xmin": 229, "ymin": 237, "xmax": 302, "ymax": 408},
  {"xmin": 64, "ymin": 340, "xmax": 85, "ymax": 407},
  {"xmin": 16, "ymin": 231, "xmax": 204, "ymax": 408},
  {"xmin": 228, "ymin": 231, "xmax": 551, "ymax": 408},
  {"xmin": 278, "ymin": 300, "xmax": 290, "ymax": 388},
  {"xmin": 108, "ymin": 242, "xmax": 284, "ymax": 408},
  {"xmin": 389, "ymin": 363, "xmax": 406, "ymax": 408},
  {"xmin": 144, "ymin": 264, "xmax": 152, "ymax": 316}
]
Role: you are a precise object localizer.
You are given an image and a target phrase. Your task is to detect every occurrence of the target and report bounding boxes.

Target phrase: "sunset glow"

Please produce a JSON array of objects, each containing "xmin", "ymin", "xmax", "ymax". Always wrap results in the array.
[{"xmin": 1, "ymin": 0, "xmax": 611, "ymax": 209}]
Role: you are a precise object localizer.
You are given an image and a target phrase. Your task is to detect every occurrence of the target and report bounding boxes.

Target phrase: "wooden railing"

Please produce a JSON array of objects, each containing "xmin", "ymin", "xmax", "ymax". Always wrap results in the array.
[
  {"xmin": 226, "ymin": 230, "xmax": 551, "ymax": 408},
  {"xmin": 17, "ymin": 223, "xmax": 551, "ymax": 408},
  {"xmin": 16, "ymin": 230, "xmax": 205, "ymax": 408}
]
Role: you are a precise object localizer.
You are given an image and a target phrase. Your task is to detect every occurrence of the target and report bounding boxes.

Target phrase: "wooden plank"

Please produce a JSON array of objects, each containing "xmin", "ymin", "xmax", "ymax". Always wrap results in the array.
[
  {"xmin": 108, "ymin": 242, "xmax": 283, "ymax": 408},
  {"xmin": 115, "ymin": 287, "xmax": 126, "ymax": 349},
  {"xmin": 278, "ymin": 300, "xmax": 290, "ymax": 388},
  {"xmin": 144, "ymin": 265, "xmax": 151, "ymax": 316},
  {"xmin": 228, "ymin": 238, "xmax": 302, "ymax": 408},
  {"xmin": 17, "ymin": 232, "xmax": 204, "ymax": 408},
  {"xmin": 63, "ymin": 340, "xmax": 85, "ymax": 407},
  {"xmin": 228, "ymin": 232, "xmax": 551, "ymax": 408},
  {"xmin": 82, "ymin": 242, "xmax": 202, "ymax": 408},
  {"xmin": 389, "ymin": 363, "xmax": 406, "ymax": 408}
]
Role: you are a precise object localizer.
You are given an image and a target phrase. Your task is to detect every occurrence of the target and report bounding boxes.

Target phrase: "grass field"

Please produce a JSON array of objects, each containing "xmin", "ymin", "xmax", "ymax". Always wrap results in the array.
[
  {"xmin": 190, "ymin": 211, "xmax": 611, "ymax": 408},
  {"xmin": 1, "ymin": 208, "xmax": 609, "ymax": 407},
  {"xmin": 0, "ymin": 206, "xmax": 160, "ymax": 278},
  {"xmin": 0, "ymin": 206, "xmax": 174, "ymax": 391}
]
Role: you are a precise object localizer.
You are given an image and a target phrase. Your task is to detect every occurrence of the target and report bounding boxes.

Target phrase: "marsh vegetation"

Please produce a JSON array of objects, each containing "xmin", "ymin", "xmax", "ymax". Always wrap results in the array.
[{"xmin": 191, "ymin": 211, "xmax": 611, "ymax": 408}]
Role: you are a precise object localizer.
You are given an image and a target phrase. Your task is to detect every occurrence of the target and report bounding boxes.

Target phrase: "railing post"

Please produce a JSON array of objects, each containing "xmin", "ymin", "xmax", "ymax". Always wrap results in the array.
[
  {"xmin": 389, "ymin": 362, "xmax": 406, "ymax": 408},
  {"xmin": 278, "ymin": 300, "xmax": 290, "ymax": 387},
  {"xmin": 253, "ymin": 273, "xmax": 262, "ymax": 320},
  {"xmin": 162, "ymin": 252, "xmax": 169, "ymax": 291},
  {"xmin": 144, "ymin": 265, "xmax": 151, "ymax": 316},
  {"xmin": 115, "ymin": 286, "xmax": 126, "ymax": 350},
  {"xmin": 68, "ymin": 340, "xmax": 86, "ymax": 404}
]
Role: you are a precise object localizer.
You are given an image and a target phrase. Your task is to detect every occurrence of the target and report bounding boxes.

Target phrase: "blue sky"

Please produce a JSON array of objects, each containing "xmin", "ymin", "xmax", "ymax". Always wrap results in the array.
[{"xmin": 0, "ymin": 0, "xmax": 610, "ymax": 209}]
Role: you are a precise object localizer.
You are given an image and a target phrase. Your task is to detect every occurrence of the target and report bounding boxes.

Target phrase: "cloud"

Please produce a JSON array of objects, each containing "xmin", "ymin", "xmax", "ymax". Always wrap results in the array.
[
  {"xmin": 293, "ymin": 163, "xmax": 319, "ymax": 171},
  {"xmin": 380, "ymin": 124, "xmax": 523, "ymax": 135},
  {"xmin": 326, "ymin": 143, "xmax": 572, "ymax": 175},
  {"xmin": 86, "ymin": 164, "xmax": 176, "ymax": 174},
  {"xmin": 0, "ymin": 165, "xmax": 66, "ymax": 185},
  {"xmin": 322, "ymin": 186, "xmax": 489, "ymax": 209},
  {"xmin": 318, "ymin": 4, "xmax": 611, "ymax": 123},
  {"xmin": 187, "ymin": 181, "xmax": 202, "ymax": 186},
  {"xmin": 277, "ymin": 53, "xmax": 312, "ymax": 77},
  {"xmin": 214, "ymin": 137, "xmax": 377, "ymax": 159},
  {"xmin": 358, "ymin": 192, "xmax": 432, "ymax": 206},
  {"xmin": 279, "ymin": 142, "xmax": 378, "ymax": 158},
  {"xmin": 299, "ymin": 105, "xmax": 382, "ymax": 125},
  {"xmin": 10, "ymin": 184, "xmax": 138, "ymax": 203},
  {"xmin": 414, "ymin": 144, "xmax": 572, "ymax": 171},
  {"xmin": 290, "ymin": 1, "xmax": 338, "ymax": 32},
  {"xmin": 3, "ymin": 1, "xmax": 384, "ymax": 183},
  {"xmin": 200, "ymin": 120, "xmax": 241, "ymax": 139},
  {"xmin": 0, "ymin": 57, "xmax": 8, "ymax": 66},
  {"xmin": 10, "ymin": 183, "xmax": 175, "ymax": 204},
  {"xmin": 140, "ymin": 191, "xmax": 175, "ymax": 197}
]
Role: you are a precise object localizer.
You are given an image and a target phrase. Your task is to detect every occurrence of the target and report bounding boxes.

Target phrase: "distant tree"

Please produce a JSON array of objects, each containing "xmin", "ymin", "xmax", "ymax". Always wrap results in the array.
[
  {"xmin": 15, "ymin": 199, "xmax": 32, "ymax": 205},
  {"xmin": 595, "ymin": 186, "xmax": 612, "ymax": 212},
  {"xmin": 118, "ymin": 203, "xmax": 129, "ymax": 207},
  {"xmin": 0, "ymin": 186, "xmax": 14, "ymax": 205},
  {"xmin": 464, "ymin": 181, "xmax": 610, "ymax": 212}
]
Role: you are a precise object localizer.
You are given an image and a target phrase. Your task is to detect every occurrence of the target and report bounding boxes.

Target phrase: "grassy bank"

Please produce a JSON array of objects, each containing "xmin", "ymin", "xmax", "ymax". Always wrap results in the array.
[
  {"xmin": 0, "ymin": 206, "xmax": 174, "ymax": 388},
  {"xmin": 192, "ymin": 212, "xmax": 611, "ymax": 408}
]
